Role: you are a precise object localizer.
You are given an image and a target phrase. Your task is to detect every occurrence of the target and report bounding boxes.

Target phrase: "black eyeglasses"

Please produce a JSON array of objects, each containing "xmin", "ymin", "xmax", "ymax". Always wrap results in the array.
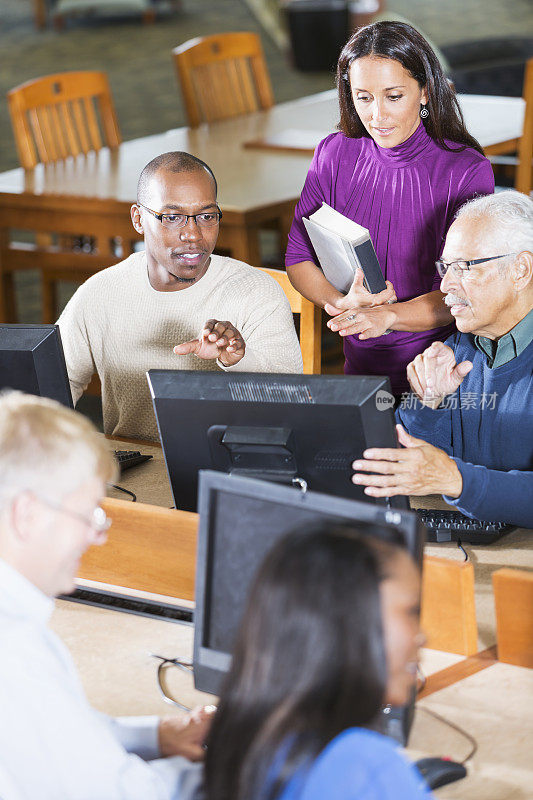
[
  {"xmin": 138, "ymin": 203, "xmax": 222, "ymax": 229},
  {"xmin": 436, "ymin": 254, "xmax": 515, "ymax": 279}
]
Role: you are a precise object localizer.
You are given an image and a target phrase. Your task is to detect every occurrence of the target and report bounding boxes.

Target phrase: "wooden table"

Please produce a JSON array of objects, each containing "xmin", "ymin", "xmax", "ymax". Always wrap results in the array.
[
  {"xmin": 82, "ymin": 440, "xmax": 531, "ymax": 797},
  {"xmin": 0, "ymin": 90, "xmax": 525, "ymax": 322},
  {"xmin": 51, "ymin": 595, "xmax": 533, "ymax": 799}
]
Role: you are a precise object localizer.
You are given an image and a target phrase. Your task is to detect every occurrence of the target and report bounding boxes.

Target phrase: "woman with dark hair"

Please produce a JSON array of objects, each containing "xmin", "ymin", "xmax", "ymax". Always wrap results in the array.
[
  {"xmin": 285, "ymin": 21, "xmax": 494, "ymax": 398},
  {"xmin": 203, "ymin": 524, "xmax": 431, "ymax": 800}
]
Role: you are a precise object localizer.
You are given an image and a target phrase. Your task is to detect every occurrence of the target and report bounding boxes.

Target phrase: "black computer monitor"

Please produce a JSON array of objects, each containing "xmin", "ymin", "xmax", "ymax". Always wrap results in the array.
[
  {"xmin": 0, "ymin": 324, "xmax": 73, "ymax": 407},
  {"xmin": 148, "ymin": 370, "xmax": 404, "ymax": 512},
  {"xmin": 193, "ymin": 470, "xmax": 424, "ymax": 745}
]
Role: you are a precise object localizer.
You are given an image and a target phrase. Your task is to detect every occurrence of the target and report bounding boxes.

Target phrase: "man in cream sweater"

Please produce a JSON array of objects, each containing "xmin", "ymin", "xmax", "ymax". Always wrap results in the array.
[{"xmin": 58, "ymin": 152, "xmax": 303, "ymax": 442}]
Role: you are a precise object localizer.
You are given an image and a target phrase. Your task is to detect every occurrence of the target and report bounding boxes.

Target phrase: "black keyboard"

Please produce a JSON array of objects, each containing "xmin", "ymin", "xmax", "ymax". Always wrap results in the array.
[
  {"xmin": 417, "ymin": 509, "xmax": 515, "ymax": 544},
  {"xmin": 114, "ymin": 450, "xmax": 153, "ymax": 473}
]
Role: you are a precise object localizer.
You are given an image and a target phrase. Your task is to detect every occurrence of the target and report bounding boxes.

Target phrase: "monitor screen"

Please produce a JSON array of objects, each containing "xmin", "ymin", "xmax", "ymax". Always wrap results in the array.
[
  {"xmin": 194, "ymin": 470, "xmax": 423, "ymax": 694},
  {"xmin": 148, "ymin": 370, "xmax": 404, "ymax": 512},
  {"xmin": 193, "ymin": 471, "xmax": 424, "ymax": 745},
  {"xmin": 0, "ymin": 325, "xmax": 73, "ymax": 408}
]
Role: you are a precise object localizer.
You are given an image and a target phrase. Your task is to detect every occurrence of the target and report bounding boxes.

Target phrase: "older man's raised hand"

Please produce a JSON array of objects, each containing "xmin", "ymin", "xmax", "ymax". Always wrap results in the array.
[
  {"xmin": 174, "ymin": 319, "xmax": 245, "ymax": 367},
  {"xmin": 407, "ymin": 341, "xmax": 473, "ymax": 409}
]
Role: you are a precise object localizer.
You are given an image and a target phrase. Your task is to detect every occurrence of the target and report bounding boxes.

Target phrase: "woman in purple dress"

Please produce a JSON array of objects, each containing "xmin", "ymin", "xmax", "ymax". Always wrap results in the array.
[{"xmin": 285, "ymin": 22, "xmax": 494, "ymax": 396}]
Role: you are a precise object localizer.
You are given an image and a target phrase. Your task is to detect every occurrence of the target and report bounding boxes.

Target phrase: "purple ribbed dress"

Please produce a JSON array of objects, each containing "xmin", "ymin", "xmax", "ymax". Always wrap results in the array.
[{"xmin": 285, "ymin": 122, "xmax": 494, "ymax": 394}]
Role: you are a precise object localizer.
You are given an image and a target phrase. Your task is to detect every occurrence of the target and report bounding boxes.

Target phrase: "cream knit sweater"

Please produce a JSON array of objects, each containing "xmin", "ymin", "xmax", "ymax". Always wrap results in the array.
[{"xmin": 58, "ymin": 252, "xmax": 303, "ymax": 442}]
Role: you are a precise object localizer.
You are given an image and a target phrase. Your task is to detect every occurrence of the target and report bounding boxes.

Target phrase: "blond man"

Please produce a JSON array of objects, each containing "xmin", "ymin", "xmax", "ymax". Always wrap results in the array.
[{"xmin": 0, "ymin": 392, "xmax": 209, "ymax": 800}]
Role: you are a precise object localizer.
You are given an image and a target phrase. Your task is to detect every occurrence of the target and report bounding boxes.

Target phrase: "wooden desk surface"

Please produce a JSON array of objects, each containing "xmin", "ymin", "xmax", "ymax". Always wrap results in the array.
[
  {"xmin": 107, "ymin": 438, "xmax": 173, "ymax": 508},
  {"xmin": 0, "ymin": 92, "xmax": 524, "ymax": 209},
  {"xmin": 51, "ymin": 596, "xmax": 533, "ymax": 800},
  {"xmin": 408, "ymin": 660, "xmax": 533, "ymax": 798}
]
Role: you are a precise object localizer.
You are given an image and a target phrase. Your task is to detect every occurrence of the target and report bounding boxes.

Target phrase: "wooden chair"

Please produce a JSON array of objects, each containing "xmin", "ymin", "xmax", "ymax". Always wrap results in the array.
[
  {"xmin": 172, "ymin": 32, "xmax": 274, "ymax": 127},
  {"xmin": 516, "ymin": 57, "xmax": 533, "ymax": 196},
  {"xmin": 259, "ymin": 267, "xmax": 321, "ymax": 374},
  {"xmin": 78, "ymin": 498, "xmax": 198, "ymax": 601},
  {"xmin": 493, "ymin": 568, "xmax": 533, "ymax": 668},
  {"xmin": 6, "ymin": 71, "xmax": 124, "ymax": 322},
  {"xmin": 489, "ymin": 57, "xmax": 533, "ymax": 196},
  {"xmin": 8, "ymin": 71, "xmax": 121, "ymax": 170},
  {"xmin": 421, "ymin": 555, "xmax": 478, "ymax": 656}
]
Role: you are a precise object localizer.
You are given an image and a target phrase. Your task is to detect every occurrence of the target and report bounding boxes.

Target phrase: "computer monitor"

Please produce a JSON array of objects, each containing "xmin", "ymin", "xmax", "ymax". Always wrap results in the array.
[
  {"xmin": 0, "ymin": 324, "xmax": 73, "ymax": 408},
  {"xmin": 148, "ymin": 370, "xmax": 404, "ymax": 512},
  {"xmin": 193, "ymin": 470, "xmax": 425, "ymax": 745}
]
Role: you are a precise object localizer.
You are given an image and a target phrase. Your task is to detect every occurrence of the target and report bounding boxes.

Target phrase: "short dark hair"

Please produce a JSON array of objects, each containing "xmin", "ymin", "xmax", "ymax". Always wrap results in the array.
[
  {"xmin": 337, "ymin": 21, "xmax": 484, "ymax": 155},
  {"xmin": 136, "ymin": 151, "xmax": 217, "ymax": 203},
  {"xmin": 204, "ymin": 522, "xmax": 409, "ymax": 800}
]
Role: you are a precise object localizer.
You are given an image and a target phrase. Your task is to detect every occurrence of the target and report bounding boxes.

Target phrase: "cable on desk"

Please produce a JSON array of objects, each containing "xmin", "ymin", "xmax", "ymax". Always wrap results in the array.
[
  {"xmin": 150, "ymin": 653, "xmax": 192, "ymax": 712},
  {"xmin": 457, "ymin": 538, "xmax": 469, "ymax": 561},
  {"xmin": 417, "ymin": 705, "xmax": 478, "ymax": 764},
  {"xmin": 416, "ymin": 665, "xmax": 477, "ymax": 763},
  {"xmin": 110, "ymin": 484, "xmax": 137, "ymax": 502},
  {"xmin": 416, "ymin": 664, "xmax": 427, "ymax": 693}
]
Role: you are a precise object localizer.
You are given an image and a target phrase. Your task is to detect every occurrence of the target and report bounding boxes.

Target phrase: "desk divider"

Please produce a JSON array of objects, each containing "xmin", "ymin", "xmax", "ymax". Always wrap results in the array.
[
  {"xmin": 78, "ymin": 498, "xmax": 198, "ymax": 601},
  {"xmin": 79, "ymin": 500, "xmax": 481, "ymax": 659}
]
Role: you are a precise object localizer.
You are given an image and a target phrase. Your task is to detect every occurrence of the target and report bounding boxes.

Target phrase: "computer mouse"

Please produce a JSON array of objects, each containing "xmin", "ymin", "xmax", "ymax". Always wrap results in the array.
[{"xmin": 415, "ymin": 757, "xmax": 467, "ymax": 790}]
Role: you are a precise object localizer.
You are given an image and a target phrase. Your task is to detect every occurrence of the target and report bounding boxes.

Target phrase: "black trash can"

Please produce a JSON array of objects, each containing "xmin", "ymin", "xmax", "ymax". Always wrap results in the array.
[{"xmin": 284, "ymin": 0, "xmax": 350, "ymax": 72}]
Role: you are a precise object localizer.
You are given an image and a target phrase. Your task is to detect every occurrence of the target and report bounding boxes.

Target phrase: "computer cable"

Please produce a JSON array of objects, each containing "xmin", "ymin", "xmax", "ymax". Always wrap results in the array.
[
  {"xmin": 110, "ymin": 484, "xmax": 137, "ymax": 502},
  {"xmin": 457, "ymin": 539, "xmax": 469, "ymax": 561},
  {"xmin": 417, "ymin": 705, "xmax": 478, "ymax": 764},
  {"xmin": 149, "ymin": 653, "xmax": 193, "ymax": 712},
  {"xmin": 416, "ymin": 666, "xmax": 478, "ymax": 764}
]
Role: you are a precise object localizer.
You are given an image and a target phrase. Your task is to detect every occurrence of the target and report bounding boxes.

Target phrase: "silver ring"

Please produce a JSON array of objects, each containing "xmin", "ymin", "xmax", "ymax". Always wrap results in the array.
[{"xmin": 346, "ymin": 314, "xmax": 357, "ymax": 321}]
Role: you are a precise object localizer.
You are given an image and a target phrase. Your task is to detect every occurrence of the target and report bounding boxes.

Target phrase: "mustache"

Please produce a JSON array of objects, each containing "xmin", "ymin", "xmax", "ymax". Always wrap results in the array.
[{"xmin": 444, "ymin": 292, "xmax": 470, "ymax": 307}]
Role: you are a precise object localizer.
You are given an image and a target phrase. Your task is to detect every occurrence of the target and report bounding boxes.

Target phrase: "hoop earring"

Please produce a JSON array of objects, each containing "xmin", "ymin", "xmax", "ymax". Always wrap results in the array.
[{"xmin": 420, "ymin": 105, "xmax": 429, "ymax": 119}]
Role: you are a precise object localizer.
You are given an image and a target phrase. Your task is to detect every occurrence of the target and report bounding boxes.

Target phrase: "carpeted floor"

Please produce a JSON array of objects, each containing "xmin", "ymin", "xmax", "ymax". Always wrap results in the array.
[{"xmin": 1, "ymin": 0, "xmax": 532, "ymax": 172}]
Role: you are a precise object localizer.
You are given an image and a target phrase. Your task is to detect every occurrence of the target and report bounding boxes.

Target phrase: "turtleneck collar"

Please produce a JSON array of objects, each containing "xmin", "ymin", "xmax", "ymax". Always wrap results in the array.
[{"xmin": 365, "ymin": 120, "xmax": 435, "ymax": 167}]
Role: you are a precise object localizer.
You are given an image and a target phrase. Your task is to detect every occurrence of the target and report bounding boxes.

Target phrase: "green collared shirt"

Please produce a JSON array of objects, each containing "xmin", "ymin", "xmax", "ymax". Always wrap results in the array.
[{"xmin": 475, "ymin": 307, "xmax": 533, "ymax": 368}]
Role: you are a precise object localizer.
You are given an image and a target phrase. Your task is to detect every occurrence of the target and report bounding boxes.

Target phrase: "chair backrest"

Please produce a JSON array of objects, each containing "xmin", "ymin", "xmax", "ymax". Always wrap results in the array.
[
  {"xmin": 7, "ymin": 71, "xmax": 122, "ymax": 169},
  {"xmin": 259, "ymin": 267, "xmax": 322, "ymax": 374},
  {"xmin": 421, "ymin": 555, "xmax": 478, "ymax": 656},
  {"xmin": 173, "ymin": 32, "xmax": 274, "ymax": 127},
  {"xmin": 493, "ymin": 567, "xmax": 533, "ymax": 668},
  {"xmin": 516, "ymin": 57, "xmax": 533, "ymax": 195}
]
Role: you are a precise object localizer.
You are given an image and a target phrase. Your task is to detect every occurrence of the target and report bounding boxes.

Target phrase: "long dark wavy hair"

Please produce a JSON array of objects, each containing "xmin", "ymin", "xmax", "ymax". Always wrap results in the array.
[
  {"xmin": 203, "ymin": 523, "xmax": 408, "ymax": 800},
  {"xmin": 337, "ymin": 21, "xmax": 484, "ymax": 155}
]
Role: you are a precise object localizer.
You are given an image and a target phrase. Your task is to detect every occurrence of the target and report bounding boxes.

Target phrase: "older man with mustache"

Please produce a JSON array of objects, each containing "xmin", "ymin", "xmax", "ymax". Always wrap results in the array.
[{"xmin": 352, "ymin": 191, "xmax": 533, "ymax": 527}]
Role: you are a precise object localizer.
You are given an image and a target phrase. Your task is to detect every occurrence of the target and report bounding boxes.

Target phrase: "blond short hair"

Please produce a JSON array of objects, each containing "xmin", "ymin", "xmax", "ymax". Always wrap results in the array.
[{"xmin": 0, "ymin": 392, "xmax": 116, "ymax": 509}]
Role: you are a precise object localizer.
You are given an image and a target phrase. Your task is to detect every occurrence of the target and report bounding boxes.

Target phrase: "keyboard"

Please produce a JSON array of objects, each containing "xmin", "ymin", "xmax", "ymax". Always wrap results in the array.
[
  {"xmin": 417, "ymin": 509, "xmax": 515, "ymax": 544},
  {"xmin": 114, "ymin": 450, "xmax": 153, "ymax": 473}
]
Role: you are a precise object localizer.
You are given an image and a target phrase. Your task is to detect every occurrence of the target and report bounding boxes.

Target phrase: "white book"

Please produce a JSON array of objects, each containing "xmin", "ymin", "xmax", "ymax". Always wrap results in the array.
[{"xmin": 303, "ymin": 203, "xmax": 386, "ymax": 294}]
